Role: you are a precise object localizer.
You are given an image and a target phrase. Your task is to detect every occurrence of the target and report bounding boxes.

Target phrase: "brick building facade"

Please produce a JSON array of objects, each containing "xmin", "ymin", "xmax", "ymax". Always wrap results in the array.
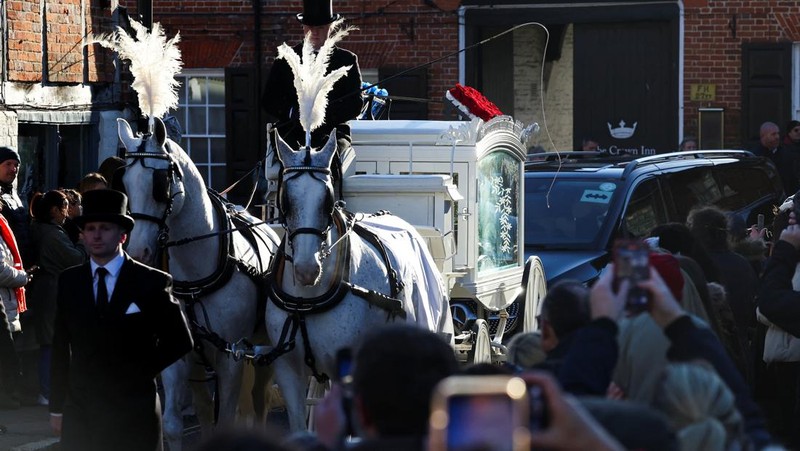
[
  {"xmin": 683, "ymin": 0, "xmax": 800, "ymax": 148},
  {"xmin": 1, "ymin": 0, "xmax": 799, "ymax": 198}
]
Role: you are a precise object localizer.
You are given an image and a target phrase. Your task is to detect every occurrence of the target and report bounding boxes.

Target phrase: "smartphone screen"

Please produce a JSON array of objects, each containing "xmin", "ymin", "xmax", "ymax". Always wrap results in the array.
[
  {"xmin": 613, "ymin": 239, "xmax": 650, "ymax": 313},
  {"xmin": 429, "ymin": 375, "xmax": 529, "ymax": 451},
  {"xmin": 336, "ymin": 348, "xmax": 353, "ymax": 382},
  {"xmin": 446, "ymin": 393, "xmax": 516, "ymax": 451}
]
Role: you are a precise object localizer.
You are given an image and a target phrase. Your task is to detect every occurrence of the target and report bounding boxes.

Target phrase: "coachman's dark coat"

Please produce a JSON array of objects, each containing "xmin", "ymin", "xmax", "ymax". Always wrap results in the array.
[
  {"xmin": 262, "ymin": 43, "xmax": 363, "ymax": 149},
  {"xmin": 50, "ymin": 254, "xmax": 193, "ymax": 451}
]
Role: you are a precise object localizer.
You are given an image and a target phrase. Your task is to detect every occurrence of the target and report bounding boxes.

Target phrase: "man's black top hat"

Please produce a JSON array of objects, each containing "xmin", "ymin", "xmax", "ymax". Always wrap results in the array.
[
  {"xmin": 297, "ymin": 0, "xmax": 340, "ymax": 26},
  {"xmin": 75, "ymin": 189, "xmax": 135, "ymax": 232}
]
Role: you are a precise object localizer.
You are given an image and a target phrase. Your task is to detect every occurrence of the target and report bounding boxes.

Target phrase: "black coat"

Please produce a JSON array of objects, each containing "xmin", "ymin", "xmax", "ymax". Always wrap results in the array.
[
  {"xmin": 752, "ymin": 143, "xmax": 799, "ymax": 196},
  {"xmin": 50, "ymin": 254, "xmax": 193, "ymax": 451},
  {"xmin": 262, "ymin": 44, "xmax": 363, "ymax": 149}
]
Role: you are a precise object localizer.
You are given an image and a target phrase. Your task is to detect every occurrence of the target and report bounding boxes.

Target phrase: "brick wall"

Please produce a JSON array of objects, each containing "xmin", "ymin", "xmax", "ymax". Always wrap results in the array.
[
  {"xmin": 683, "ymin": 1, "xmax": 800, "ymax": 147},
  {"xmin": 7, "ymin": 0, "xmax": 43, "ymax": 82},
  {"xmin": 155, "ymin": 0, "xmax": 459, "ymax": 119},
  {"xmin": 6, "ymin": 0, "xmax": 114, "ymax": 84}
]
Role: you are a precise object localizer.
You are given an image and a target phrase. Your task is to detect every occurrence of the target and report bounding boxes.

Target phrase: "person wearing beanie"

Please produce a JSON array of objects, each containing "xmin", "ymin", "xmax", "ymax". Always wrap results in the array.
[
  {"xmin": 0, "ymin": 146, "xmax": 34, "ymax": 410},
  {"xmin": 0, "ymin": 147, "xmax": 31, "ymax": 264}
]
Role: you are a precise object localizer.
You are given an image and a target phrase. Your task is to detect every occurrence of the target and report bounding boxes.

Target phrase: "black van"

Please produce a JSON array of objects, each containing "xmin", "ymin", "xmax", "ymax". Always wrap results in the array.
[{"xmin": 523, "ymin": 150, "xmax": 784, "ymax": 285}]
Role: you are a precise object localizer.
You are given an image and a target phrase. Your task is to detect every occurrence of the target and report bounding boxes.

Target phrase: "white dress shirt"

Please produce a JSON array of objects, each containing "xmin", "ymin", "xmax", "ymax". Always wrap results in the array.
[{"xmin": 90, "ymin": 251, "xmax": 125, "ymax": 302}]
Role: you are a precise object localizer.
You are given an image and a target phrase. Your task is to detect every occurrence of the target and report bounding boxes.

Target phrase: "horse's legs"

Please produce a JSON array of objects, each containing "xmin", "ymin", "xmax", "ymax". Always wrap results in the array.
[
  {"xmin": 271, "ymin": 355, "xmax": 312, "ymax": 431},
  {"xmin": 187, "ymin": 358, "xmax": 215, "ymax": 438},
  {"xmin": 161, "ymin": 358, "xmax": 188, "ymax": 451},
  {"xmin": 213, "ymin": 353, "xmax": 245, "ymax": 425}
]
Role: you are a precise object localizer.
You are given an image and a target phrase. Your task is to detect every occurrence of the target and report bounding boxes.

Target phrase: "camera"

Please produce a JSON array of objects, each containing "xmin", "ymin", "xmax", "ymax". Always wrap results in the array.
[
  {"xmin": 428, "ymin": 375, "xmax": 532, "ymax": 451},
  {"xmin": 613, "ymin": 239, "xmax": 651, "ymax": 314}
]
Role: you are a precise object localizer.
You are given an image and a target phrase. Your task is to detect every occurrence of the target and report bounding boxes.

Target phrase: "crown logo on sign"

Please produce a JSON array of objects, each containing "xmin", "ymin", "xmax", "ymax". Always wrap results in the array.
[{"xmin": 607, "ymin": 120, "xmax": 638, "ymax": 139}]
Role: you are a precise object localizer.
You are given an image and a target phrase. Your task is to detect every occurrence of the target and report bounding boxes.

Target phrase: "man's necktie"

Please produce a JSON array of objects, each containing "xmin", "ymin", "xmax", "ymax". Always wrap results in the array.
[{"xmin": 96, "ymin": 267, "xmax": 109, "ymax": 310}]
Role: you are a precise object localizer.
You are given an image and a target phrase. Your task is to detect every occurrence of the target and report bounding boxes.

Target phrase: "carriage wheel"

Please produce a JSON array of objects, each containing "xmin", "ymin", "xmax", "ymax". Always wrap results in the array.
[
  {"xmin": 521, "ymin": 256, "xmax": 548, "ymax": 333},
  {"xmin": 469, "ymin": 319, "xmax": 492, "ymax": 364}
]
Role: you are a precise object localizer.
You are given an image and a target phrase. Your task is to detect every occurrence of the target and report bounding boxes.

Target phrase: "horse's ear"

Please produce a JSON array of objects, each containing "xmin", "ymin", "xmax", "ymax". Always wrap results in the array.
[
  {"xmin": 154, "ymin": 117, "xmax": 167, "ymax": 147},
  {"xmin": 314, "ymin": 130, "xmax": 338, "ymax": 170},
  {"xmin": 117, "ymin": 118, "xmax": 140, "ymax": 153},
  {"xmin": 275, "ymin": 131, "xmax": 295, "ymax": 166}
]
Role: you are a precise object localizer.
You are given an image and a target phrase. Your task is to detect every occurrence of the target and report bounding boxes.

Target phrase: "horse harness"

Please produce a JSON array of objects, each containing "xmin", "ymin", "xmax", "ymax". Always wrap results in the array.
[
  {"xmin": 258, "ymin": 162, "xmax": 407, "ymax": 382},
  {"xmin": 124, "ymin": 145, "xmax": 276, "ymax": 366},
  {"xmin": 124, "ymin": 141, "xmax": 185, "ymax": 254}
]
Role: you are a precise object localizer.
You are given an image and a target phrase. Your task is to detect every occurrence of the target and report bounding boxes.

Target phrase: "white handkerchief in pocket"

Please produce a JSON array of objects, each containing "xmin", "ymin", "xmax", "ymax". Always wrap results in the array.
[{"xmin": 125, "ymin": 302, "xmax": 142, "ymax": 314}]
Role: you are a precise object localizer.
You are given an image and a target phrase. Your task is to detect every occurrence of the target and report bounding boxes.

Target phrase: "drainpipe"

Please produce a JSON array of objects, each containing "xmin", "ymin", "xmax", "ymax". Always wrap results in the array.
[
  {"xmin": 458, "ymin": 6, "xmax": 465, "ymax": 85},
  {"xmin": 678, "ymin": 0, "xmax": 684, "ymax": 145},
  {"xmin": 254, "ymin": 0, "xmax": 263, "ymax": 143}
]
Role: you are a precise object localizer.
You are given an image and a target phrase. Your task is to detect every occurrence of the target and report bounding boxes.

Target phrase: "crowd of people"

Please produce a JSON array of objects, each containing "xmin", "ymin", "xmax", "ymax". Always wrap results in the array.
[
  {"xmin": 197, "ymin": 203, "xmax": 792, "ymax": 451},
  {"xmin": 0, "ymin": 151, "xmax": 127, "ymax": 411}
]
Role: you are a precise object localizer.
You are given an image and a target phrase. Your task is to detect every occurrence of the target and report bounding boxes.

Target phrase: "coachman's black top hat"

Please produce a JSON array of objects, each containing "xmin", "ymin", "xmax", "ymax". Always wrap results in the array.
[
  {"xmin": 297, "ymin": 0, "xmax": 340, "ymax": 26},
  {"xmin": 75, "ymin": 189, "xmax": 135, "ymax": 232}
]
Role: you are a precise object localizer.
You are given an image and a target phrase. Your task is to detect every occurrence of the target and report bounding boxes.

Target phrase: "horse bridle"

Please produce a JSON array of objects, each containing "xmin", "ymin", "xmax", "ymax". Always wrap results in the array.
[
  {"xmin": 123, "ymin": 138, "xmax": 185, "ymax": 247},
  {"xmin": 278, "ymin": 165, "xmax": 340, "ymax": 253}
]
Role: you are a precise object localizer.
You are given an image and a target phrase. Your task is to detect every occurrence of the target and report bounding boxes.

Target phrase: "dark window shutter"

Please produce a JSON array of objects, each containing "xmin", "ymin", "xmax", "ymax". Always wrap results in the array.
[
  {"xmin": 741, "ymin": 42, "xmax": 792, "ymax": 146},
  {"xmin": 225, "ymin": 66, "xmax": 265, "ymax": 206}
]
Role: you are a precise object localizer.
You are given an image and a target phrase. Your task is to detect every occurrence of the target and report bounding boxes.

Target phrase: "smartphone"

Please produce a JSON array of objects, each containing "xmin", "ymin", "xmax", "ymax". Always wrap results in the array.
[
  {"xmin": 335, "ymin": 348, "xmax": 353, "ymax": 383},
  {"xmin": 757, "ymin": 213, "xmax": 765, "ymax": 231},
  {"xmin": 613, "ymin": 239, "xmax": 651, "ymax": 314},
  {"xmin": 335, "ymin": 348, "xmax": 355, "ymax": 438},
  {"xmin": 527, "ymin": 382, "xmax": 548, "ymax": 433},
  {"xmin": 428, "ymin": 375, "xmax": 530, "ymax": 451},
  {"xmin": 794, "ymin": 189, "xmax": 800, "ymax": 218}
]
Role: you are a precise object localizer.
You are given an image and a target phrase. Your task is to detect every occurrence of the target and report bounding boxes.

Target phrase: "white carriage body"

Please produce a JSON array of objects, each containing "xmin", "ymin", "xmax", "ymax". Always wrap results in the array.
[{"xmin": 343, "ymin": 116, "xmax": 527, "ymax": 312}]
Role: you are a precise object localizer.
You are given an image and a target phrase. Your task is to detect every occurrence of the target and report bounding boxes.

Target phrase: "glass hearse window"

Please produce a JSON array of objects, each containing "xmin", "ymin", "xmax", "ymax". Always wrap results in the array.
[
  {"xmin": 477, "ymin": 151, "xmax": 520, "ymax": 273},
  {"xmin": 524, "ymin": 178, "xmax": 617, "ymax": 248}
]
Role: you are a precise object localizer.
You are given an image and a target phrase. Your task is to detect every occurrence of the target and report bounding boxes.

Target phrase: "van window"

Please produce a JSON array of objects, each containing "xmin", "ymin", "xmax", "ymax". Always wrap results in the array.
[
  {"xmin": 712, "ymin": 165, "xmax": 781, "ymax": 212},
  {"xmin": 623, "ymin": 178, "xmax": 666, "ymax": 238},
  {"xmin": 667, "ymin": 165, "xmax": 778, "ymax": 220}
]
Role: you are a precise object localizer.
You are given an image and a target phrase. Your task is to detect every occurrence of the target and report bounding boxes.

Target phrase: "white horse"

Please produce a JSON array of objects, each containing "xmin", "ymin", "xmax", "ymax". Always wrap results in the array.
[
  {"xmin": 266, "ymin": 130, "xmax": 455, "ymax": 431},
  {"xmin": 117, "ymin": 117, "xmax": 281, "ymax": 449}
]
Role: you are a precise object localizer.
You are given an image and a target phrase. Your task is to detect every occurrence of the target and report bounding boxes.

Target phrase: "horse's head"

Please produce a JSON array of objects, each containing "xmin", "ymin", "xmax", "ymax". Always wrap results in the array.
[
  {"xmin": 117, "ymin": 117, "xmax": 186, "ymax": 265},
  {"xmin": 276, "ymin": 130, "xmax": 338, "ymax": 286}
]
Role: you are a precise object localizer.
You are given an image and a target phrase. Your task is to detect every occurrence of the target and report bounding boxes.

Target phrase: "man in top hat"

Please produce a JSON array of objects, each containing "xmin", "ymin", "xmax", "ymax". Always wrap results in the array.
[
  {"xmin": 262, "ymin": 0, "xmax": 363, "ymax": 159},
  {"xmin": 49, "ymin": 189, "xmax": 193, "ymax": 451}
]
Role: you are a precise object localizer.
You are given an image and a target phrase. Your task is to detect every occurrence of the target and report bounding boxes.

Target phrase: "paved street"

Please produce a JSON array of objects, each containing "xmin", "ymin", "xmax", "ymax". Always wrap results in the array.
[
  {"xmin": 0, "ymin": 403, "xmax": 57, "ymax": 451},
  {"xmin": 0, "ymin": 401, "xmax": 289, "ymax": 451}
]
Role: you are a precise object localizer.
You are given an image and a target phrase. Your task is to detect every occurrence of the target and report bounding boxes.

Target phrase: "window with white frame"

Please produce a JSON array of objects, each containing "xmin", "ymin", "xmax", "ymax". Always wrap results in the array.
[{"xmin": 175, "ymin": 71, "xmax": 227, "ymax": 191}]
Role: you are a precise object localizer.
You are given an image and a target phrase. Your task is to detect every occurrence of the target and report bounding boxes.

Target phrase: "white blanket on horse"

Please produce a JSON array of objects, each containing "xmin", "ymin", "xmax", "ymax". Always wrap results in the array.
[{"xmin": 358, "ymin": 214, "xmax": 450, "ymax": 335}]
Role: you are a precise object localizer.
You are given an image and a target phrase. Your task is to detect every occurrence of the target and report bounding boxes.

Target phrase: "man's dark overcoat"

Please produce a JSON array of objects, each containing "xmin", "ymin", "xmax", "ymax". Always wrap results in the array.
[
  {"xmin": 262, "ymin": 44, "xmax": 363, "ymax": 149},
  {"xmin": 50, "ymin": 254, "xmax": 193, "ymax": 451}
]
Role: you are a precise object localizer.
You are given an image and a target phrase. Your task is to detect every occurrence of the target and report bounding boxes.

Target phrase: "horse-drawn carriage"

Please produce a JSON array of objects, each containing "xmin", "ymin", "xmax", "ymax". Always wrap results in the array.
[
  {"xmin": 104, "ymin": 18, "xmax": 548, "ymax": 442},
  {"xmin": 264, "ymin": 115, "xmax": 548, "ymax": 365}
]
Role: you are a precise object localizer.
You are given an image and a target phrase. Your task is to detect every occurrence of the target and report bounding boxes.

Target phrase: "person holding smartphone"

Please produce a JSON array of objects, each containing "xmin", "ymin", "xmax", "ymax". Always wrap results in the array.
[
  {"xmin": 313, "ymin": 325, "xmax": 458, "ymax": 450},
  {"xmin": 576, "ymin": 264, "xmax": 774, "ymax": 449}
]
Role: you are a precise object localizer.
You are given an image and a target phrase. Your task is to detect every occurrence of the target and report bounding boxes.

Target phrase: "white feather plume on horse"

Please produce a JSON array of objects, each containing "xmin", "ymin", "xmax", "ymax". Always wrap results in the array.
[
  {"xmin": 92, "ymin": 19, "xmax": 182, "ymax": 133},
  {"xmin": 276, "ymin": 18, "xmax": 354, "ymax": 148}
]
